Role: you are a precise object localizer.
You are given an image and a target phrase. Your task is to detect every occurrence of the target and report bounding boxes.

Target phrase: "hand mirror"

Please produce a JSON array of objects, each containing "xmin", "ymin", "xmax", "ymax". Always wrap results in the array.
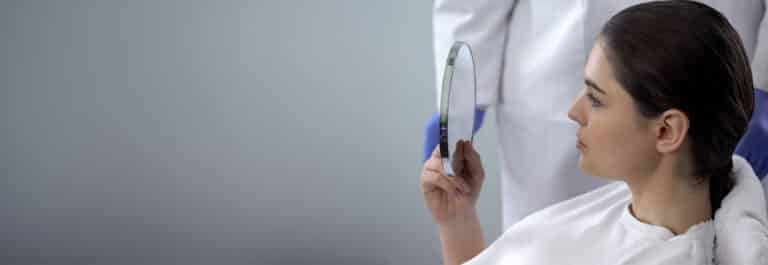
[{"xmin": 438, "ymin": 41, "xmax": 477, "ymax": 177}]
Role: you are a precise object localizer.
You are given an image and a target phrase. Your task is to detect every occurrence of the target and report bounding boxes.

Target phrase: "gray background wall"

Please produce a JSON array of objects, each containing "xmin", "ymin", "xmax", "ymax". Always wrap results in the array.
[{"xmin": 0, "ymin": 1, "xmax": 502, "ymax": 264}]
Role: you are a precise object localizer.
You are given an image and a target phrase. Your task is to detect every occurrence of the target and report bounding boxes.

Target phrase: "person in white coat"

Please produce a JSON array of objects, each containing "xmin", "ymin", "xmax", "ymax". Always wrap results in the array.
[
  {"xmin": 425, "ymin": 0, "xmax": 768, "ymax": 229},
  {"xmin": 420, "ymin": 2, "xmax": 767, "ymax": 264}
]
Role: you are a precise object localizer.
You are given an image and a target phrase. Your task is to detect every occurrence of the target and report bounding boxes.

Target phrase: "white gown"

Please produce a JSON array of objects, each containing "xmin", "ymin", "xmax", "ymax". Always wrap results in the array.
[{"xmin": 462, "ymin": 156, "xmax": 768, "ymax": 265}]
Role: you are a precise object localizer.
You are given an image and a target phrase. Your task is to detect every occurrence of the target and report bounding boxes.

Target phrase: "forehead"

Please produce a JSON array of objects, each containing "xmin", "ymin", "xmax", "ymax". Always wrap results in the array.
[
  {"xmin": 584, "ymin": 41, "xmax": 637, "ymax": 103},
  {"xmin": 584, "ymin": 42, "xmax": 615, "ymax": 89}
]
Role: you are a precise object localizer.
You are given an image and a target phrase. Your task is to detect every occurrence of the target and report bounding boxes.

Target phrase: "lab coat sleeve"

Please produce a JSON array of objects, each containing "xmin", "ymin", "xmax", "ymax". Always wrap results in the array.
[
  {"xmin": 735, "ymin": 88, "xmax": 768, "ymax": 179},
  {"xmin": 734, "ymin": 4, "xmax": 768, "ymax": 179},
  {"xmin": 433, "ymin": 0, "xmax": 517, "ymax": 110},
  {"xmin": 753, "ymin": 2, "xmax": 768, "ymax": 92},
  {"xmin": 764, "ymin": 178, "xmax": 768, "ymax": 216}
]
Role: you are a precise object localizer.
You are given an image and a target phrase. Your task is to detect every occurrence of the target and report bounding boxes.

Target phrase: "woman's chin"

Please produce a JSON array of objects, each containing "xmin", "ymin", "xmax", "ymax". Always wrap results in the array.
[
  {"xmin": 579, "ymin": 158, "xmax": 623, "ymax": 181},
  {"xmin": 577, "ymin": 156, "xmax": 592, "ymax": 175},
  {"xmin": 578, "ymin": 156, "xmax": 603, "ymax": 178}
]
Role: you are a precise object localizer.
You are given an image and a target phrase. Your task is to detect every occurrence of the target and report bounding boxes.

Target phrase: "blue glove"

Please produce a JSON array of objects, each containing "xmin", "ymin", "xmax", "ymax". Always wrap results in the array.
[
  {"xmin": 735, "ymin": 88, "xmax": 768, "ymax": 180},
  {"xmin": 423, "ymin": 109, "xmax": 486, "ymax": 162}
]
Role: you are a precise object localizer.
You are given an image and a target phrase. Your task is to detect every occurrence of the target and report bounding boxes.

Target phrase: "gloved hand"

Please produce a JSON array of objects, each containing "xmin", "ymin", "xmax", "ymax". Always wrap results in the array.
[
  {"xmin": 423, "ymin": 109, "xmax": 486, "ymax": 162},
  {"xmin": 735, "ymin": 88, "xmax": 768, "ymax": 180}
]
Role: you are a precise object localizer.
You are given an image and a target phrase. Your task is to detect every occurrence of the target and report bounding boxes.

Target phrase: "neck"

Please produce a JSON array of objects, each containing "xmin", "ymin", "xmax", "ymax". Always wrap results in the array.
[{"xmin": 626, "ymin": 163, "xmax": 712, "ymax": 235}]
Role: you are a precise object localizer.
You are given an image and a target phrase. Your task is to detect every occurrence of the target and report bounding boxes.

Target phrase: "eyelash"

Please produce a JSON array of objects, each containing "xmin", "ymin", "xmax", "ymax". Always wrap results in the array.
[{"xmin": 586, "ymin": 92, "xmax": 602, "ymax": 107}]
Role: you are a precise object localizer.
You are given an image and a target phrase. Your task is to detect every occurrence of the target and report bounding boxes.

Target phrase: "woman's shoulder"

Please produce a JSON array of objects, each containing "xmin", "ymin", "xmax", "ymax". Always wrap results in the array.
[
  {"xmin": 483, "ymin": 181, "xmax": 631, "ymax": 249},
  {"xmin": 618, "ymin": 221, "xmax": 715, "ymax": 265},
  {"xmin": 520, "ymin": 181, "xmax": 630, "ymax": 223},
  {"xmin": 559, "ymin": 180, "xmax": 630, "ymax": 208}
]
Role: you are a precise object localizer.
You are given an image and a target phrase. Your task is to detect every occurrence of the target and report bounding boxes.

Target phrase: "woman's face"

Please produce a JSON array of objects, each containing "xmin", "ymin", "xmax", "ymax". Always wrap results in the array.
[{"xmin": 567, "ymin": 41, "xmax": 660, "ymax": 180}]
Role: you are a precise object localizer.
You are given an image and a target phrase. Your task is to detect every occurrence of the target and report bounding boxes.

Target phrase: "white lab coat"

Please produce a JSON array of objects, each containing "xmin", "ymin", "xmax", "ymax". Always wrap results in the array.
[
  {"xmin": 764, "ymin": 177, "xmax": 768, "ymax": 205},
  {"xmin": 433, "ymin": 0, "xmax": 768, "ymax": 228}
]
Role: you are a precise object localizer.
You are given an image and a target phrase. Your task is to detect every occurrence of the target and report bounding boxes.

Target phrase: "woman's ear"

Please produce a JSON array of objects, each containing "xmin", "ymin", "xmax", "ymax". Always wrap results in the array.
[{"xmin": 655, "ymin": 109, "xmax": 689, "ymax": 153}]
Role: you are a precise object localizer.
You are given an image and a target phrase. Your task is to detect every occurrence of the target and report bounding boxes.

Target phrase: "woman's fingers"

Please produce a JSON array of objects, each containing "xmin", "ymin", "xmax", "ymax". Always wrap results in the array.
[
  {"xmin": 425, "ymin": 146, "xmax": 444, "ymax": 171},
  {"xmin": 463, "ymin": 140, "xmax": 485, "ymax": 181},
  {"xmin": 431, "ymin": 145, "xmax": 442, "ymax": 160},
  {"xmin": 452, "ymin": 140, "xmax": 466, "ymax": 175},
  {"xmin": 452, "ymin": 140, "xmax": 479, "ymax": 188},
  {"xmin": 447, "ymin": 172, "xmax": 471, "ymax": 194},
  {"xmin": 423, "ymin": 149, "xmax": 470, "ymax": 194},
  {"xmin": 421, "ymin": 168, "xmax": 461, "ymax": 198}
]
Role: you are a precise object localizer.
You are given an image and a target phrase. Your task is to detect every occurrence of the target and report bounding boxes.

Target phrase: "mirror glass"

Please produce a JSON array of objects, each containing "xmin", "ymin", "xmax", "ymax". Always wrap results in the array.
[{"xmin": 439, "ymin": 41, "xmax": 476, "ymax": 176}]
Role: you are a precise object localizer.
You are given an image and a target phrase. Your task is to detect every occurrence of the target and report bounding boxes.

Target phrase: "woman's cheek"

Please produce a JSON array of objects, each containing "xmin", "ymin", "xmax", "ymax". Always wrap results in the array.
[{"xmin": 584, "ymin": 116, "xmax": 625, "ymax": 177}]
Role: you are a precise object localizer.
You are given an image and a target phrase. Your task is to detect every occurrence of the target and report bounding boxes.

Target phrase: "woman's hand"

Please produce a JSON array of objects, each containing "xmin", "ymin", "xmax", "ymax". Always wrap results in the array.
[{"xmin": 421, "ymin": 140, "xmax": 486, "ymax": 226}]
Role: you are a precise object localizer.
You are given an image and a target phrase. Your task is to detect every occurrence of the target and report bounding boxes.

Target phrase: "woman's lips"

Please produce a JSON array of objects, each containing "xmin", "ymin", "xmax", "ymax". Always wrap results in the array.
[{"xmin": 577, "ymin": 138, "xmax": 586, "ymax": 149}]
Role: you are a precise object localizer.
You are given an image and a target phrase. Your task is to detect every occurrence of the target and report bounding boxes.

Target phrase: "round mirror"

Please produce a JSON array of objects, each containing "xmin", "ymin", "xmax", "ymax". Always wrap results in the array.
[{"xmin": 439, "ymin": 41, "xmax": 477, "ymax": 176}]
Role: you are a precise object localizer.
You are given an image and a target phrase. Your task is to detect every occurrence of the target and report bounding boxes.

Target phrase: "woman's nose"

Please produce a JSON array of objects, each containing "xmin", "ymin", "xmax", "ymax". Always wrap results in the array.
[{"xmin": 568, "ymin": 94, "xmax": 586, "ymax": 126}]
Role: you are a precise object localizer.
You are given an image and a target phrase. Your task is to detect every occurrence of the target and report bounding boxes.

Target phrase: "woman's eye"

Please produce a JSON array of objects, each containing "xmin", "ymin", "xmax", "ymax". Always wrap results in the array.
[{"xmin": 586, "ymin": 92, "xmax": 603, "ymax": 107}]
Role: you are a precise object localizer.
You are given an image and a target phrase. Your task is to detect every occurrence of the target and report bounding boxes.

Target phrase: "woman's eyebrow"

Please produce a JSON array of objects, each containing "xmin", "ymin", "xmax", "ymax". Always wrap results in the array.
[{"xmin": 585, "ymin": 79, "xmax": 607, "ymax": 95}]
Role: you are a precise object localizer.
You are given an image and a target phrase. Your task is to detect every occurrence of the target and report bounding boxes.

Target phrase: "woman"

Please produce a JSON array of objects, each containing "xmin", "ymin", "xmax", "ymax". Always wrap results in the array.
[{"xmin": 420, "ymin": 1, "xmax": 766, "ymax": 264}]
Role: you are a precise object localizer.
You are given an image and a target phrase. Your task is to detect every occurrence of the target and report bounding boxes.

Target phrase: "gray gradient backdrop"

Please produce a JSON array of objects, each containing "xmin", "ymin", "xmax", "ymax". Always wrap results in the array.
[{"xmin": 0, "ymin": 1, "xmax": 503, "ymax": 264}]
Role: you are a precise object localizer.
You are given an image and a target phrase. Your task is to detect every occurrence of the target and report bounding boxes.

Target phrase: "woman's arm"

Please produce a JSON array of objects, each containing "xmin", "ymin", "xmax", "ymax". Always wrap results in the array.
[
  {"xmin": 421, "ymin": 142, "xmax": 488, "ymax": 265},
  {"xmin": 439, "ymin": 212, "xmax": 486, "ymax": 265}
]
